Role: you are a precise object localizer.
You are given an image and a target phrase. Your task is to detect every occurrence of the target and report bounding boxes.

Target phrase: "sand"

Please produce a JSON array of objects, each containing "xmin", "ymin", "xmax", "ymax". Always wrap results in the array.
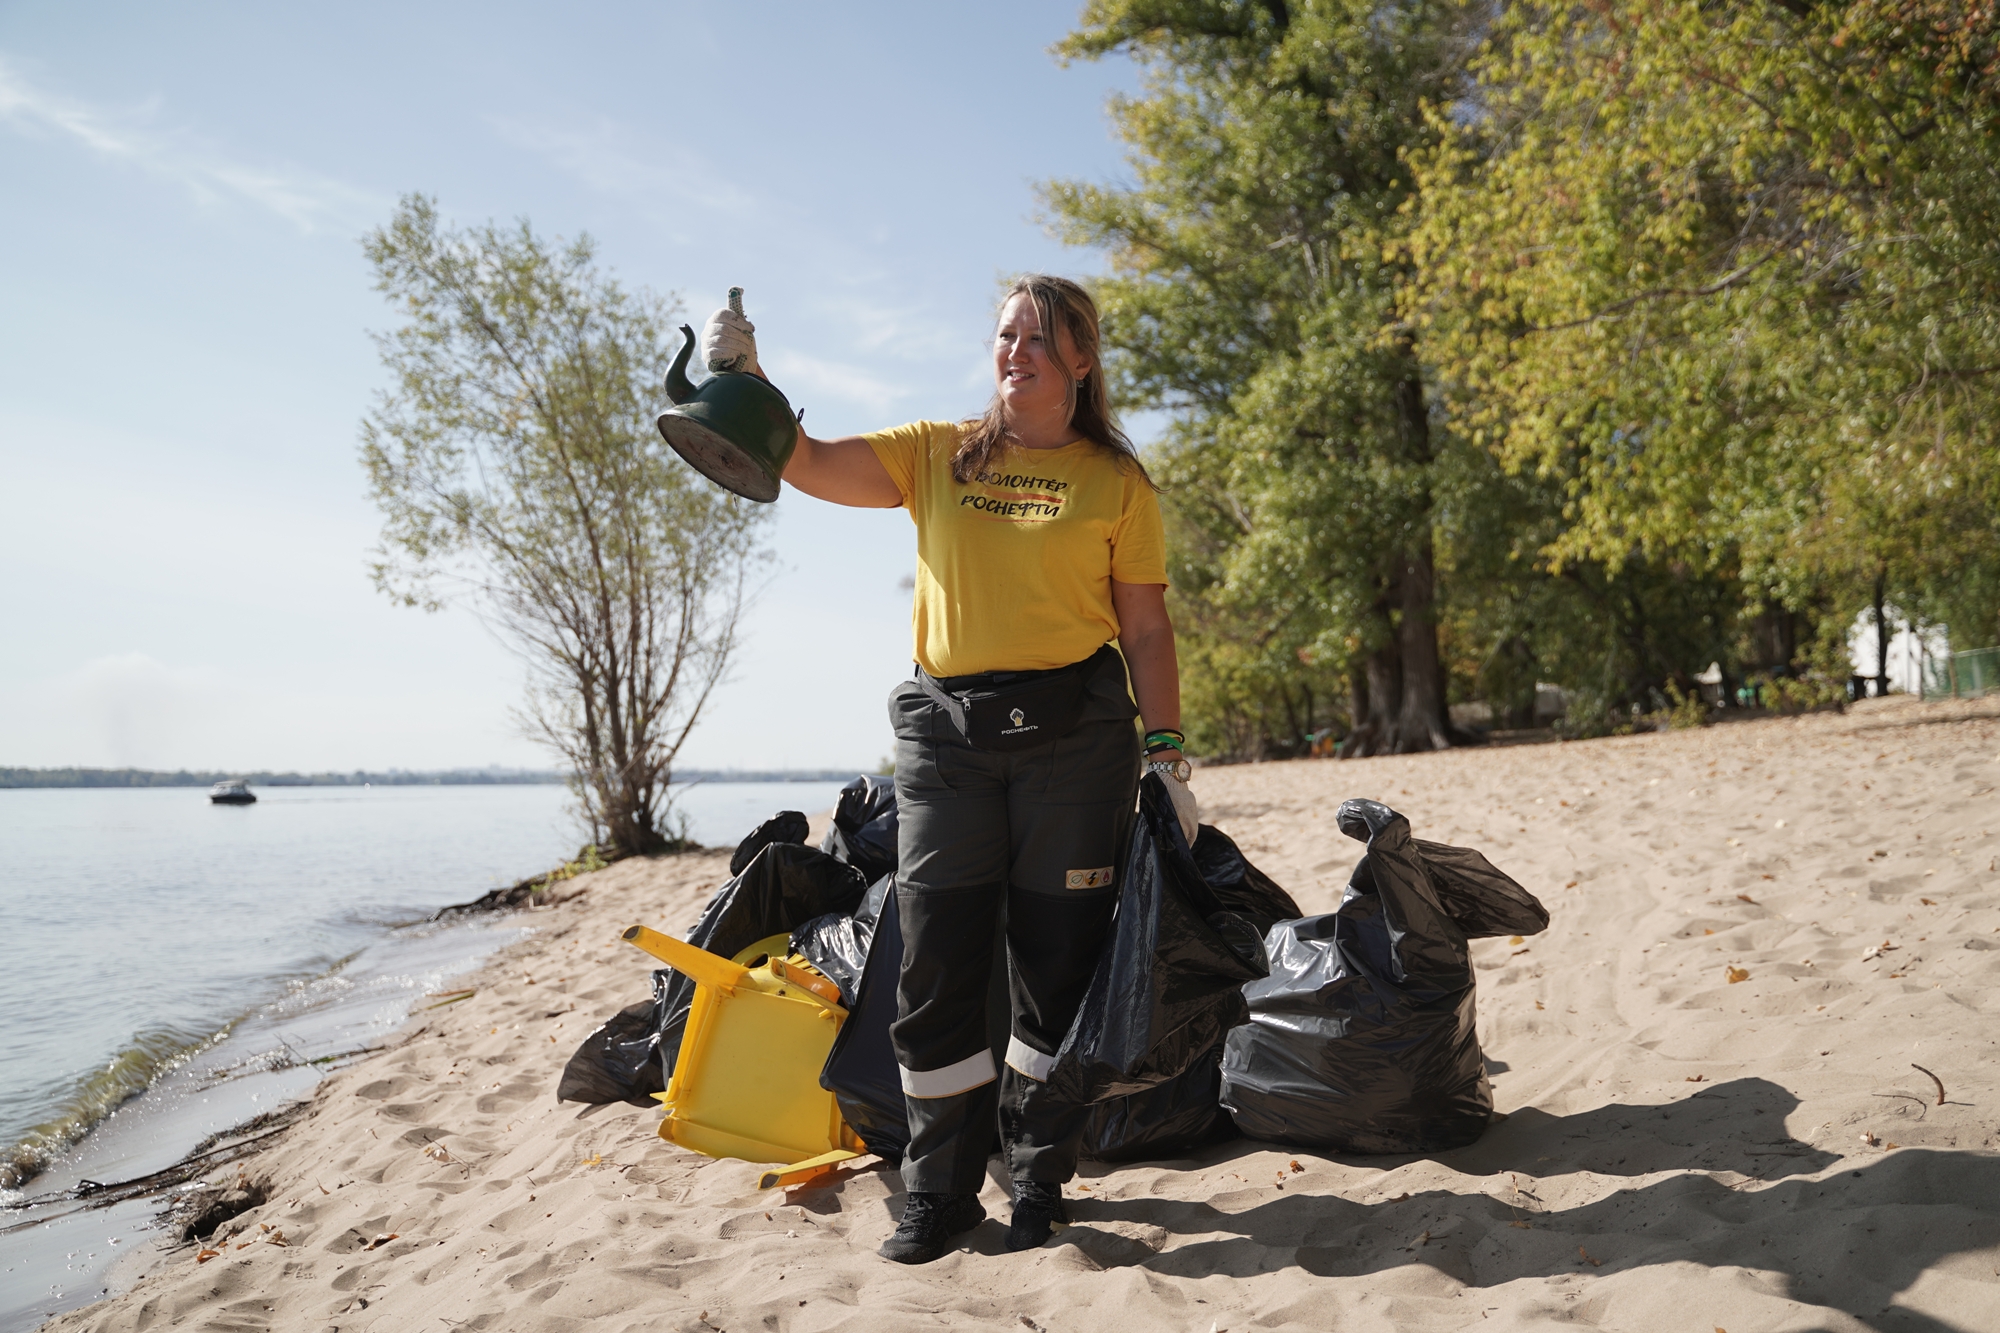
[{"xmin": 41, "ymin": 696, "xmax": 2000, "ymax": 1332}]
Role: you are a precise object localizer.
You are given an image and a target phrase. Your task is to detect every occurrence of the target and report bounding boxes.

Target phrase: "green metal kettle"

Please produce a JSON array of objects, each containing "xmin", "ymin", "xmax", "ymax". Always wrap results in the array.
[{"xmin": 656, "ymin": 288, "xmax": 798, "ymax": 503}]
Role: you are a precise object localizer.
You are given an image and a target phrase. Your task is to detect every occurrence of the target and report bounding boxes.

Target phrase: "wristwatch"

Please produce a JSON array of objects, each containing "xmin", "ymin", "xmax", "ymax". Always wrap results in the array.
[{"xmin": 1147, "ymin": 757, "xmax": 1192, "ymax": 783}]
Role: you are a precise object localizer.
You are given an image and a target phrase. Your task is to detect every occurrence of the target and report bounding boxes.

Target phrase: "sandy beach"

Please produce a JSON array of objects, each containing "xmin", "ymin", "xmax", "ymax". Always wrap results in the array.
[{"xmin": 42, "ymin": 696, "xmax": 2000, "ymax": 1332}]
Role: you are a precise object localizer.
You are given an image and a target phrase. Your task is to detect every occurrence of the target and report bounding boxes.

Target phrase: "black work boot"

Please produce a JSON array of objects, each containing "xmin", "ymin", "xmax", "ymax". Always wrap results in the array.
[
  {"xmin": 1005, "ymin": 1179, "xmax": 1070, "ymax": 1251},
  {"xmin": 878, "ymin": 1191, "xmax": 986, "ymax": 1264}
]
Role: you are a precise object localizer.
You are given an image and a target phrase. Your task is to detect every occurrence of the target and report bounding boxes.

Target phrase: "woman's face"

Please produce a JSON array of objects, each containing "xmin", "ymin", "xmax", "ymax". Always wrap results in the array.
[{"xmin": 993, "ymin": 291, "xmax": 1090, "ymax": 425}]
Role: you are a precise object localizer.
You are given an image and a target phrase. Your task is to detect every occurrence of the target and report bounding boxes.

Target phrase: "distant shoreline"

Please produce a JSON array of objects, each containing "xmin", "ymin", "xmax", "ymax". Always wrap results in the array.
[{"xmin": 0, "ymin": 766, "xmax": 867, "ymax": 789}]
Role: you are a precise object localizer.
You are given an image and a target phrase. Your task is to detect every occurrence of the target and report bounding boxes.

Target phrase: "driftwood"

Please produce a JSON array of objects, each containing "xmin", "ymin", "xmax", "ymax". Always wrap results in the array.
[{"xmin": 0, "ymin": 1101, "xmax": 311, "ymax": 1235}]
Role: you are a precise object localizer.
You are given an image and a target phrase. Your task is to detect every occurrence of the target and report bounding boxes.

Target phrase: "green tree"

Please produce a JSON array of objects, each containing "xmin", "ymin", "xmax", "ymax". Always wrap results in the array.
[
  {"xmin": 1410, "ymin": 1, "xmax": 2000, "ymax": 669},
  {"xmin": 360, "ymin": 196, "xmax": 767, "ymax": 856},
  {"xmin": 1048, "ymin": 0, "xmax": 1494, "ymax": 756}
]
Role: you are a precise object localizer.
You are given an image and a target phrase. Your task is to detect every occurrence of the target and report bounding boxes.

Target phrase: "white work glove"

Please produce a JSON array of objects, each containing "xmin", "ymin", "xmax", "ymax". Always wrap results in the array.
[
  {"xmin": 701, "ymin": 287, "xmax": 760, "ymax": 375},
  {"xmin": 1151, "ymin": 761, "xmax": 1200, "ymax": 847}
]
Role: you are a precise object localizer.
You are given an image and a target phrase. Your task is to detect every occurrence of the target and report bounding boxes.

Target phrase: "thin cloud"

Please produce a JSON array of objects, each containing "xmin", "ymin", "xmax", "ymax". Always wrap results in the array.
[
  {"xmin": 761, "ymin": 348, "xmax": 913, "ymax": 417},
  {"xmin": 831, "ymin": 296, "xmax": 970, "ymax": 359},
  {"xmin": 0, "ymin": 54, "xmax": 379, "ymax": 232},
  {"xmin": 489, "ymin": 114, "xmax": 758, "ymax": 216}
]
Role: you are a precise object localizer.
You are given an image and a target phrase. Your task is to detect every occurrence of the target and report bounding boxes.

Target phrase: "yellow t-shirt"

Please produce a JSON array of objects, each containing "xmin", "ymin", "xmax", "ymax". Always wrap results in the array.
[{"xmin": 866, "ymin": 420, "xmax": 1168, "ymax": 677}]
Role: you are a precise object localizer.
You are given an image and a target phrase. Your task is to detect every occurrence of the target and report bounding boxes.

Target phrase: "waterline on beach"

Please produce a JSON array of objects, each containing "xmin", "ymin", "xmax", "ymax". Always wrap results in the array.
[{"xmin": 0, "ymin": 778, "xmax": 848, "ymax": 1329}]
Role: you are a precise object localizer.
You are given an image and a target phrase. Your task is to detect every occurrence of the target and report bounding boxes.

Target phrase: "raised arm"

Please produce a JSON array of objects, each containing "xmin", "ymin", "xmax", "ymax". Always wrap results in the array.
[
  {"xmin": 783, "ymin": 427, "xmax": 903, "ymax": 508},
  {"xmin": 695, "ymin": 295, "xmax": 902, "ymax": 509}
]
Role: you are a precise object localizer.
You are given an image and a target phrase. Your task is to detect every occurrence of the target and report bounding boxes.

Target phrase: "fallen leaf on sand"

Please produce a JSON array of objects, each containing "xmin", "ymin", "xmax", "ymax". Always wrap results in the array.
[
  {"xmin": 1535, "ymin": 1001, "xmax": 1545, "ymax": 1010},
  {"xmin": 581, "ymin": 1153, "xmax": 602, "ymax": 1167},
  {"xmin": 1736, "ymin": 893, "xmax": 1757, "ymax": 904},
  {"xmin": 1886, "ymin": 1141, "xmax": 1900, "ymax": 1149},
  {"xmin": 1921, "ymin": 897, "xmax": 1936, "ymax": 906},
  {"xmin": 1579, "ymin": 1246, "xmax": 1603, "ymax": 1267},
  {"xmin": 1687, "ymin": 1074, "xmax": 1705, "ymax": 1082},
  {"xmin": 195, "ymin": 1249, "xmax": 220, "ymax": 1263},
  {"xmin": 361, "ymin": 1232, "xmax": 400, "ymax": 1251},
  {"xmin": 1726, "ymin": 967, "xmax": 1749, "ymax": 984},
  {"xmin": 1508, "ymin": 935, "xmax": 1525, "ymax": 945},
  {"xmin": 1704, "ymin": 928, "xmax": 1716, "ymax": 936}
]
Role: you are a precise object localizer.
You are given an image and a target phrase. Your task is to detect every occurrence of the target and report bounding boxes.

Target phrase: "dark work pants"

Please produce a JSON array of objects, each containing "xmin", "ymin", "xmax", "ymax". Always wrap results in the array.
[{"xmin": 886, "ymin": 657, "xmax": 1140, "ymax": 1195}]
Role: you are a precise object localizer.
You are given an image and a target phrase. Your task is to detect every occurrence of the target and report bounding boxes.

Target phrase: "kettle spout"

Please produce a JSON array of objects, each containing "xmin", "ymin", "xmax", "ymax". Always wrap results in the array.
[{"xmin": 665, "ymin": 325, "xmax": 698, "ymax": 404}]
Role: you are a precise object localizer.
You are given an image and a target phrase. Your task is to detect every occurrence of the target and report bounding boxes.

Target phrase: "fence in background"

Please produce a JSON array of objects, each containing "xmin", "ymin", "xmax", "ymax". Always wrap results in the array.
[{"xmin": 1923, "ymin": 646, "xmax": 2000, "ymax": 699}]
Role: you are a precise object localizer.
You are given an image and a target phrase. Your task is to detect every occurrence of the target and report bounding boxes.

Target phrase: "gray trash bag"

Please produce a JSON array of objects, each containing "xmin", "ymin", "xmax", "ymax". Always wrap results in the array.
[
  {"xmin": 1220, "ymin": 798, "xmax": 1545, "ymax": 1154},
  {"xmin": 1414, "ymin": 839, "xmax": 1549, "ymax": 939},
  {"xmin": 818, "ymin": 775, "xmax": 898, "ymax": 885},
  {"xmin": 788, "ymin": 874, "xmax": 892, "ymax": 1003}
]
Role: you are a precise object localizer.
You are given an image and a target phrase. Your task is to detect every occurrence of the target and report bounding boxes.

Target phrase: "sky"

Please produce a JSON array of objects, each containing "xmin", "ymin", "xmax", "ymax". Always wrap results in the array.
[{"xmin": 0, "ymin": 1, "xmax": 1150, "ymax": 774}]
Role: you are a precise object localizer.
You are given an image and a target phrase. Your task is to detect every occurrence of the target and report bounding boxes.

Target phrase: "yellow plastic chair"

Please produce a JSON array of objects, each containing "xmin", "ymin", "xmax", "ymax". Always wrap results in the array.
[{"xmin": 621, "ymin": 925, "xmax": 866, "ymax": 1189}]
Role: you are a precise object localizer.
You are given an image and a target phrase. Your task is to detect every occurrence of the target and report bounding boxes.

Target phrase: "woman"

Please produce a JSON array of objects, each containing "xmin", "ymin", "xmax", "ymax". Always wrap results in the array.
[{"xmin": 703, "ymin": 276, "xmax": 1197, "ymax": 1263}]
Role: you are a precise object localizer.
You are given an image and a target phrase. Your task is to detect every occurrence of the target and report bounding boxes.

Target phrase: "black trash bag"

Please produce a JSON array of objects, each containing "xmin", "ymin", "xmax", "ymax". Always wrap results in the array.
[
  {"xmin": 1191, "ymin": 824, "xmax": 1301, "ymax": 933},
  {"xmin": 1042, "ymin": 774, "xmax": 1272, "ymax": 1107},
  {"xmin": 555, "ymin": 969, "xmax": 671, "ymax": 1108},
  {"xmin": 819, "ymin": 775, "xmax": 899, "ymax": 885},
  {"xmin": 789, "ymin": 874, "xmax": 891, "ymax": 1003},
  {"xmin": 1220, "ymin": 798, "xmax": 1543, "ymax": 1154},
  {"xmin": 1415, "ymin": 839, "xmax": 1549, "ymax": 939},
  {"xmin": 816, "ymin": 882, "xmax": 909, "ymax": 1165},
  {"xmin": 1080, "ymin": 1039, "xmax": 1237, "ymax": 1163},
  {"xmin": 731, "ymin": 810, "xmax": 809, "ymax": 877}
]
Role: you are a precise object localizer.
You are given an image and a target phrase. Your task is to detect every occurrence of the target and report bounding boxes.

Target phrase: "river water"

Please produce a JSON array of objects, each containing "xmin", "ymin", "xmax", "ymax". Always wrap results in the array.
[{"xmin": 0, "ymin": 779, "xmax": 848, "ymax": 1329}]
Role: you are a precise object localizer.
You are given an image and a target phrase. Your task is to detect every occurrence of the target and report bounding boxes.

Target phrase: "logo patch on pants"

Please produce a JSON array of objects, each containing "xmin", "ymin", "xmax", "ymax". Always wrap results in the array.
[{"xmin": 1065, "ymin": 866, "xmax": 1114, "ymax": 890}]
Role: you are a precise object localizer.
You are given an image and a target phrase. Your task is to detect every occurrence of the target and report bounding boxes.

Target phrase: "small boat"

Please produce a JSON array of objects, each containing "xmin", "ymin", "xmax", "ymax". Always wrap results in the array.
[{"xmin": 208, "ymin": 780, "xmax": 257, "ymax": 805}]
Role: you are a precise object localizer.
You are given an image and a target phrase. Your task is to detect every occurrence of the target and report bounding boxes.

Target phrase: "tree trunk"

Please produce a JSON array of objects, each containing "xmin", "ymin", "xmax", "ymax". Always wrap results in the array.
[
  {"xmin": 1340, "ymin": 605, "xmax": 1403, "ymax": 758},
  {"xmin": 1387, "ymin": 361, "xmax": 1453, "ymax": 754},
  {"xmin": 1872, "ymin": 566, "xmax": 1890, "ymax": 696},
  {"xmin": 1392, "ymin": 537, "xmax": 1453, "ymax": 752}
]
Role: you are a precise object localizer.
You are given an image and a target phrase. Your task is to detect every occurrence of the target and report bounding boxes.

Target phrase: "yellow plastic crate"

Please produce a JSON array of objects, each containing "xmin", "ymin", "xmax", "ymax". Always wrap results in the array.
[{"xmin": 621, "ymin": 925, "xmax": 865, "ymax": 1189}]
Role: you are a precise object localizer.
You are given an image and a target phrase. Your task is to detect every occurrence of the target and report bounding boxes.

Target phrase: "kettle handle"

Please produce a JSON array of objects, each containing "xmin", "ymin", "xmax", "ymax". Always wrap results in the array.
[{"xmin": 665, "ymin": 325, "xmax": 697, "ymax": 405}]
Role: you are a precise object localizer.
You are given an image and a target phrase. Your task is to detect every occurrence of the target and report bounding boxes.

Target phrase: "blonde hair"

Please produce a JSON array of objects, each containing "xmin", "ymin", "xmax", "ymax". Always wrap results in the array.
[{"xmin": 953, "ymin": 275, "xmax": 1153, "ymax": 487}]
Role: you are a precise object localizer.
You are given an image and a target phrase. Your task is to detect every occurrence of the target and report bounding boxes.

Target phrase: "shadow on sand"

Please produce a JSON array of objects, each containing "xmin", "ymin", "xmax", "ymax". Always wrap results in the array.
[{"xmin": 1057, "ymin": 1078, "xmax": 1995, "ymax": 1332}]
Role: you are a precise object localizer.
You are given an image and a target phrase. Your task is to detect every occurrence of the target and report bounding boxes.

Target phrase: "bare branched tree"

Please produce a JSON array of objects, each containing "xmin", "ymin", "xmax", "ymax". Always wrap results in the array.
[{"xmin": 360, "ymin": 195, "xmax": 766, "ymax": 856}]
